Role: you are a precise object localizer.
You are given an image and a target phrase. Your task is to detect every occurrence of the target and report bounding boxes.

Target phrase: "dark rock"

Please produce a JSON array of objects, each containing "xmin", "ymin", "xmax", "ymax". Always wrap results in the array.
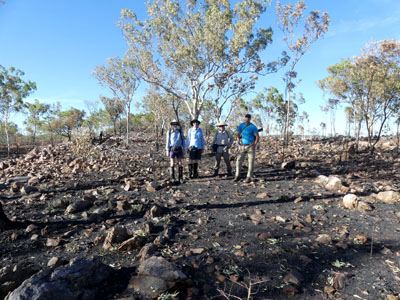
[
  {"xmin": 0, "ymin": 263, "xmax": 37, "ymax": 299},
  {"xmin": 128, "ymin": 256, "xmax": 188, "ymax": 298},
  {"xmin": 5, "ymin": 258, "xmax": 112, "ymax": 300},
  {"xmin": 64, "ymin": 200, "xmax": 91, "ymax": 215}
]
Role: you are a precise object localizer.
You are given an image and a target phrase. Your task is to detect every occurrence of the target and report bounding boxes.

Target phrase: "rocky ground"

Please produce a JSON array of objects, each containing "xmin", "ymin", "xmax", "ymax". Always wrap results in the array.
[{"xmin": 0, "ymin": 135, "xmax": 400, "ymax": 300}]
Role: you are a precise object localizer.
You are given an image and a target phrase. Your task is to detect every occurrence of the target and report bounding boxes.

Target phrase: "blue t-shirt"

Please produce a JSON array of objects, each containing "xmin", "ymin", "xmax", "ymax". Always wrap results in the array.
[{"xmin": 237, "ymin": 122, "xmax": 258, "ymax": 145}]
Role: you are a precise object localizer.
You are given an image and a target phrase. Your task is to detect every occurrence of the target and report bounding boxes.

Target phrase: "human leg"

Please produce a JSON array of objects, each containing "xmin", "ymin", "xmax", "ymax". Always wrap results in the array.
[
  {"xmin": 234, "ymin": 147, "xmax": 246, "ymax": 181},
  {"xmin": 214, "ymin": 152, "xmax": 222, "ymax": 176},
  {"xmin": 223, "ymin": 151, "xmax": 232, "ymax": 175},
  {"xmin": 247, "ymin": 146, "xmax": 256, "ymax": 179}
]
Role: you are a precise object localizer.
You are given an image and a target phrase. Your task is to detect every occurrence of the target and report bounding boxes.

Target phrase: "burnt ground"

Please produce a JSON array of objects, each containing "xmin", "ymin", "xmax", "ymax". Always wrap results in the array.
[{"xmin": 1, "ymin": 136, "xmax": 400, "ymax": 299}]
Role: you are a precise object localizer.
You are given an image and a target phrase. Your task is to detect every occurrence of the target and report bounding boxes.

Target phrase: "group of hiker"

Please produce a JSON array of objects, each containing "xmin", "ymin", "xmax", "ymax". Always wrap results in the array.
[{"xmin": 166, "ymin": 114, "xmax": 259, "ymax": 184}]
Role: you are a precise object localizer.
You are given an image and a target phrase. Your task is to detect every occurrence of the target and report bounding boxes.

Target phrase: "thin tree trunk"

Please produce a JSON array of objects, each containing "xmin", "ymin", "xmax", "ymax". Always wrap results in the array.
[
  {"xmin": 126, "ymin": 113, "xmax": 129, "ymax": 145},
  {"xmin": 155, "ymin": 124, "xmax": 159, "ymax": 151},
  {"xmin": 356, "ymin": 119, "xmax": 362, "ymax": 152},
  {"xmin": 4, "ymin": 112, "xmax": 10, "ymax": 157},
  {"xmin": 284, "ymin": 90, "xmax": 291, "ymax": 147}
]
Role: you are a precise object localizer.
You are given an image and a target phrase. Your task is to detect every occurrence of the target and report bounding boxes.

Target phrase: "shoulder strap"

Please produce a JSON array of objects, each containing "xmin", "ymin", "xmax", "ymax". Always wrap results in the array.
[
  {"xmin": 179, "ymin": 129, "xmax": 184, "ymax": 146},
  {"xmin": 240, "ymin": 124, "xmax": 251, "ymax": 135}
]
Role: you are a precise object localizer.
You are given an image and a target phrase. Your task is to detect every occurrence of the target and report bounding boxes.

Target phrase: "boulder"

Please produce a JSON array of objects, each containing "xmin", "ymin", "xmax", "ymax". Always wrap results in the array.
[
  {"xmin": 5, "ymin": 258, "xmax": 112, "ymax": 300},
  {"xmin": 376, "ymin": 191, "xmax": 400, "ymax": 203},
  {"xmin": 343, "ymin": 194, "xmax": 359, "ymax": 209},
  {"xmin": 325, "ymin": 176, "xmax": 343, "ymax": 191},
  {"xmin": 128, "ymin": 256, "xmax": 188, "ymax": 298}
]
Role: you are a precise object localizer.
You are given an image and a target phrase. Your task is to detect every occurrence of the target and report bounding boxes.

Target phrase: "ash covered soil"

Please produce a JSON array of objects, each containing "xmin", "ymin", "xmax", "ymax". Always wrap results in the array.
[{"xmin": 1, "ymin": 136, "xmax": 400, "ymax": 300}]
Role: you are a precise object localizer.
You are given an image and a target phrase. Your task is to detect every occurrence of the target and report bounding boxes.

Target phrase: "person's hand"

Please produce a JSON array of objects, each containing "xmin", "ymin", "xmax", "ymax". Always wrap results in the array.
[
  {"xmin": 251, "ymin": 144, "xmax": 256, "ymax": 151},
  {"xmin": 201, "ymin": 149, "xmax": 204, "ymax": 153}
]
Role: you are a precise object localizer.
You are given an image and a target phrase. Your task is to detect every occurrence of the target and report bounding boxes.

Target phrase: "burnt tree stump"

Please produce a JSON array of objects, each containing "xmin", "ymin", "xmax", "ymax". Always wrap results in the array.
[{"xmin": 0, "ymin": 201, "xmax": 13, "ymax": 231}]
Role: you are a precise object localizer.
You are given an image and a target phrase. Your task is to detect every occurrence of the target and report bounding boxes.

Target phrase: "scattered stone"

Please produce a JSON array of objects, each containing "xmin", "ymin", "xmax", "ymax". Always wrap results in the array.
[
  {"xmin": 294, "ymin": 197, "xmax": 303, "ymax": 203},
  {"xmin": 25, "ymin": 224, "xmax": 39, "ymax": 233},
  {"xmin": 47, "ymin": 257, "xmax": 66, "ymax": 268},
  {"xmin": 357, "ymin": 201, "xmax": 373, "ymax": 212},
  {"xmin": 316, "ymin": 234, "xmax": 332, "ymax": 244},
  {"xmin": 64, "ymin": 200, "xmax": 91, "ymax": 215},
  {"xmin": 283, "ymin": 285, "xmax": 299, "ymax": 295},
  {"xmin": 146, "ymin": 182, "xmax": 160, "ymax": 192},
  {"xmin": 283, "ymin": 269, "xmax": 304, "ymax": 286},
  {"xmin": 147, "ymin": 205, "xmax": 163, "ymax": 218},
  {"xmin": 46, "ymin": 238, "xmax": 62, "ymax": 247},
  {"xmin": 281, "ymin": 160, "xmax": 296, "ymax": 169},
  {"xmin": 324, "ymin": 285, "xmax": 336, "ymax": 294},
  {"xmin": 256, "ymin": 232, "xmax": 272, "ymax": 242},
  {"xmin": 256, "ymin": 192, "xmax": 269, "ymax": 199},
  {"xmin": 191, "ymin": 248, "xmax": 205, "ymax": 255},
  {"xmin": 118, "ymin": 235, "xmax": 147, "ymax": 251},
  {"xmin": 103, "ymin": 226, "xmax": 130, "ymax": 250}
]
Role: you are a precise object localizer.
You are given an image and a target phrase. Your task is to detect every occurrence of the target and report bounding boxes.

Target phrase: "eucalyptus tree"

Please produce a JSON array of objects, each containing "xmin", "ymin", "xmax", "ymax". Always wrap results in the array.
[
  {"xmin": 24, "ymin": 99, "xmax": 50, "ymax": 144},
  {"xmin": 319, "ymin": 39, "xmax": 400, "ymax": 153},
  {"xmin": 100, "ymin": 96, "xmax": 124, "ymax": 136},
  {"xmin": 0, "ymin": 65, "xmax": 36, "ymax": 155},
  {"xmin": 276, "ymin": 0, "xmax": 330, "ymax": 145},
  {"xmin": 94, "ymin": 57, "xmax": 140, "ymax": 144},
  {"xmin": 119, "ymin": 0, "xmax": 287, "ymax": 122},
  {"xmin": 344, "ymin": 106, "xmax": 354, "ymax": 137}
]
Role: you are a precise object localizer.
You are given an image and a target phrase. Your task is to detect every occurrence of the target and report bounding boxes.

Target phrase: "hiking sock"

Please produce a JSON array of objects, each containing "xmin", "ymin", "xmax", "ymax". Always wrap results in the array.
[
  {"xmin": 178, "ymin": 166, "xmax": 184, "ymax": 184},
  {"xmin": 169, "ymin": 167, "xmax": 175, "ymax": 181},
  {"xmin": 188, "ymin": 164, "xmax": 193, "ymax": 178}
]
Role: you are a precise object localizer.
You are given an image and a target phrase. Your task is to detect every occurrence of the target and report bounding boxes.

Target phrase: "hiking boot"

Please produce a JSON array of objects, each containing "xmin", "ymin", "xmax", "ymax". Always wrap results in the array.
[
  {"xmin": 227, "ymin": 170, "xmax": 233, "ymax": 177},
  {"xmin": 178, "ymin": 166, "xmax": 184, "ymax": 184},
  {"xmin": 213, "ymin": 169, "xmax": 219, "ymax": 177},
  {"xmin": 169, "ymin": 167, "xmax": 175, "ymax": 181},
  {"xmin": 188, "ymin": 164, "xmax": 194, "ymax": 179},
  {"xmin": 233, "ymin": 176, "xmax": 241, "ymax": 182},
  {"xmin": 244, "ymin": 177, "xmax": 252, "ymax": 183},
  {"xmin": 193, "ymin": 163, "xmax": 199, "ymax": 178}
]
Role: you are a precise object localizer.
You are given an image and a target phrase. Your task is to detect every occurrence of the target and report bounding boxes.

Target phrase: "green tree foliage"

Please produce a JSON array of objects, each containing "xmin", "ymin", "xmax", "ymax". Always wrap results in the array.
[
  {"xmin": 94, "ymin": 57, "xmax": 140, "ymax": 144},
  {"xmin": 120, "ymin": 0, "xmax": 287, "ymax": 121},
  {"xmin": 0, "ymin": 65, "xmax": 36, "ymax": 154},
  {"xmin": 252, "ymin": 86, "xmax": 297, "ymax": 136},
  {"xmin": 276, "ymin": 0, "xmax": 330, "ymax": 145},
  {"xmin": 319, "ymin": 39, "xmax": 400, "ymax": 152},
  {"xmin": 45, "ymin": 108, "xmax": 86, "ymax": 141},
  {"xmin": 24, "ymin": 99, "xmax": 50, "ymax": 144},
  {"xmin": 100, "ymin": 96, "xmax": 124, "ymax": 136}
]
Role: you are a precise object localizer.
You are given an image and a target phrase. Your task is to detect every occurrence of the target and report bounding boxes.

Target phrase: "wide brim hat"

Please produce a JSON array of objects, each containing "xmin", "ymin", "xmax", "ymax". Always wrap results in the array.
[
  {"xmin": 190, "ymin": 119, "xmax": 201, "ymax": 126},
  {"xmin": 216, "ymin": 122, "xmax": 228, "ymax": 127},
  {"xmin": 170, "ymin": 119, "xmax": 180, "ymax": 126}
]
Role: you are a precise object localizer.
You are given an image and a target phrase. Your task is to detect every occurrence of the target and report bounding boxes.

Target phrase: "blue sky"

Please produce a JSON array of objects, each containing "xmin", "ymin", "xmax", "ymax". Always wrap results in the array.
[{"xmin": 1, "ymin": 0, "xmax": 400, "ymax": 135}]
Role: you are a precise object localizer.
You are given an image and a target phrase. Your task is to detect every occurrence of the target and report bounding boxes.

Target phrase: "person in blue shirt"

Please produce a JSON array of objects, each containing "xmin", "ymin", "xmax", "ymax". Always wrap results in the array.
[
  {"xmin": 166, "ymin": 119, "xmax": 186, "ymax": 183},
  {"xmin": 234, "ymin": 114, "xmax": 259, "ymax": 183},
  {"xmin": 186, "ymin": 119, "xmax": 204, "ymax": 178}
]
